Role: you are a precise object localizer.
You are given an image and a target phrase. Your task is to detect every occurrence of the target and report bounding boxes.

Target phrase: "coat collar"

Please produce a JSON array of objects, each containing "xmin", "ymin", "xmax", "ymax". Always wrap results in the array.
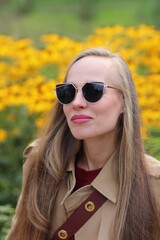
[
  {"xmin": 66, "ymin": 152, "xmax": 118, "ymax": 204},
  {"xmin": 91, "ymin": 152, "xmax": 118, "ymax": 204}
]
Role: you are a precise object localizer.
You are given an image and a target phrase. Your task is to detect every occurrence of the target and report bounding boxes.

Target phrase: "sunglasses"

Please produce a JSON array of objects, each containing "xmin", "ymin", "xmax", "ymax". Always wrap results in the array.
[{"xmin": 54, "ymin": 82, "xmax": 119, "ymax": 104}]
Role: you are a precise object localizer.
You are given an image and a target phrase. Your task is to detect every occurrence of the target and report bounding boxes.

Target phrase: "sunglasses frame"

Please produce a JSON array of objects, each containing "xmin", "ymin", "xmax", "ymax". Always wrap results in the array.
[{"xmin": 54, "ymin": 81, "xmax": 120, "ymax": 104}]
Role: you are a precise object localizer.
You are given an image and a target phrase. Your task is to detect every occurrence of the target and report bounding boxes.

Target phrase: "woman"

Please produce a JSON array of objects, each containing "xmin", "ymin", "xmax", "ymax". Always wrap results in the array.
[{"xmin": 7, "ymin": 47, "xmax": 160, "ymax": 240}]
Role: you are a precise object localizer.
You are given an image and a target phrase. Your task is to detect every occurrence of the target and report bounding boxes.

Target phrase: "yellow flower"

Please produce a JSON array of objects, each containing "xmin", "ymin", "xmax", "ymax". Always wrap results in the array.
[
  {"xmin": 0, "ymin": 25, "xmax": 160, "ymax": 136},
  {"xmin": 0, "ymin": 129, "xmax": 8, "ymax": 142}
]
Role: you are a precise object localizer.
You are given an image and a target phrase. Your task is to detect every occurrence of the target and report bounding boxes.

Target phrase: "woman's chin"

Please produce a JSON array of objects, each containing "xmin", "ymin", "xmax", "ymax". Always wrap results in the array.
[
  {"xmin": 72, "ymin": 135, "xmax": 85, "ymax": 140},
  {"xmin": 71, "ymin": 132, "xmax": 94, "ymax": 140}
]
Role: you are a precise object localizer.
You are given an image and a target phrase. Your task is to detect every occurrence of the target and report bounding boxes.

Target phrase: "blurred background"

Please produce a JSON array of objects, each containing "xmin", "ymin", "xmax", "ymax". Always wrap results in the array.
[
  {"xmin": 0, "ymin": 0, "xmax": 160, "ymax": 40},
  {"xmin": 0, "ymin": 0, "xmax": 160, "ymax": 238}
]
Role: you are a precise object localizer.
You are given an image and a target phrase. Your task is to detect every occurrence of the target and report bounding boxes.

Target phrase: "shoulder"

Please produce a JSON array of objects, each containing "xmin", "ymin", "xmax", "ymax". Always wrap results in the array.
[
  {"xmin": 144, "ymin": 154, "xmax": 160, "ymax": 179},
  {"xmin": 23, "ymin": 139, "xmax": 40, "ymax": 157},
  {"xmin": 144, "ymin": 154, "xmax": 160, "ymax": 210},
  {"xmin": 22, "ymin": 139, "xmax": 40, "ymax": 184}
]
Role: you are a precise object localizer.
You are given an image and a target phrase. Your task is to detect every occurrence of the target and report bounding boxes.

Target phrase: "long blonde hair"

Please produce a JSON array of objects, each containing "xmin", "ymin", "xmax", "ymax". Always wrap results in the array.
[{"xmin": 7, "ymin": 47, "xmax": 159, "ymax": 240}]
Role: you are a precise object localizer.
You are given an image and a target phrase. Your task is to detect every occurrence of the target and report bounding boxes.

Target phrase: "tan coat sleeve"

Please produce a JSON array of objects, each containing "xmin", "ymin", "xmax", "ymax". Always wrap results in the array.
[
  {"xmin": 144, "ymin": 154, "xmax": 160, "ymax": 178},
  {"xmin": 22, "ymin": 139, "xmax": 40, "ymax": 185},
  {"xmin": 145, "ymin": 154, "xmax": 160, "ymax": 212}
]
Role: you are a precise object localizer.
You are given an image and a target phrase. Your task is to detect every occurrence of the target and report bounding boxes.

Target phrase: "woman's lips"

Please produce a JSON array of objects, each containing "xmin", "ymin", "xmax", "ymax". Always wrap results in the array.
[{"xmin": 71, "ymin": 115, "xmax": 93, "ymax": 124}]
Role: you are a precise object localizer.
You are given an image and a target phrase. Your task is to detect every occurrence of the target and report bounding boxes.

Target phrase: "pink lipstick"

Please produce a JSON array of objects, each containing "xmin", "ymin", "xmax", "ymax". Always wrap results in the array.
[{"xmin": 71, "ymin": 115, "xmax": 92, "ymax": 124}]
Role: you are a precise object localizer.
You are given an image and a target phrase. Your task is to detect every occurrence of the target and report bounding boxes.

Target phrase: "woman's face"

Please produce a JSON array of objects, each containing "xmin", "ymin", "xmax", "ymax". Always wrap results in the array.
[{"xmin": 63, "ymin": 56, "xmax": 124, "ymax": 141}]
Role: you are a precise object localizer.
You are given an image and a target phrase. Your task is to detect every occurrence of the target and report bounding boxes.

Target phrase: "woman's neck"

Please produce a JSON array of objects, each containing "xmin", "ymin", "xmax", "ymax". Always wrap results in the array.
[{"xmin": 77, "ymin": 135, "xmax": 117, "ymax": 171}]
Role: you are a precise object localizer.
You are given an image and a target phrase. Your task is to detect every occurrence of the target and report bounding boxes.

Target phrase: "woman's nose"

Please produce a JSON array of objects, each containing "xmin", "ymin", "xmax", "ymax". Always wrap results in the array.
[{"xmin": 72, "ymin": 90, "xmax": 87, "ymax": 109}]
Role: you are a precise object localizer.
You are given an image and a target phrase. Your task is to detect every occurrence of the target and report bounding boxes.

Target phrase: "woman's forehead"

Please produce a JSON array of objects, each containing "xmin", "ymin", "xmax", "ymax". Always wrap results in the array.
[
  {"xmin": 69, "ymin": 55, "xmax": 115, "ymax": 71},
  {"xmin": 67, "ymin": 56, "xmax": 120, "ymax": 85}
]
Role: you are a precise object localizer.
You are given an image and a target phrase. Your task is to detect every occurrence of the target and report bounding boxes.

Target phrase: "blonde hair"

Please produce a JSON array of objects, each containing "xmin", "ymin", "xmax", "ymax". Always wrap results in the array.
[{"xmin": 7, "ymin": 47, "xmax": 159, "ymax": 240}]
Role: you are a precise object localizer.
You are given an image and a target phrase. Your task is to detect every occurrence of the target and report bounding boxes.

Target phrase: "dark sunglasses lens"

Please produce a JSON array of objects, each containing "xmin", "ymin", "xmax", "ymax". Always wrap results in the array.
[
  {"xmin": 83, "ymin": 83, "xmax": 104, "ymax": 102},
  {"xmin": 56, "ymin": 84, "xmax": 75, "ymax": 104}
]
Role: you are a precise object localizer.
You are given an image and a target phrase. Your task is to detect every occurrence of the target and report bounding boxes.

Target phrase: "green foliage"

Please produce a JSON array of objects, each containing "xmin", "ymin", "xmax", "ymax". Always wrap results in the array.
[
  {"xmin": 0, "ymin": 205, "xmax": 14, "ymax": 240},
  {"xmin": 40, "ymin": 64, "xmax": 59, "ymax": 80},
  {"xmin": 76, "ymin": 0, "xmax": 97, "ymax": 21},
  {"xmin": 144, "ymin": 126, "xmax": 160, "ymax": 160},
  {"xmin": 0, "ymin": 106, "xmax": 37, "ymax": 206},
  {"xmin": 0, "ymin": 0, "xmax": 160, "ymax": 41},
  {"xmin": 137, "ymin": 64, "xmax": 150, "ymax": 76},
  {"xmin": 0, "ymin": 106, "xmax": 37, "ymax": 238}
]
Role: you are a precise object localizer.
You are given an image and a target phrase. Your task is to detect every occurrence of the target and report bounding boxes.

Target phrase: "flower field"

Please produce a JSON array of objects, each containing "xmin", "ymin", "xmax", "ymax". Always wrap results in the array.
[
  {"xmin": 0, "ymin": 25, "xmax": 160, "ymax": 140},
  {"xmin": 0, "ymin": 25, "xmax": 160, "ymax": 142}
]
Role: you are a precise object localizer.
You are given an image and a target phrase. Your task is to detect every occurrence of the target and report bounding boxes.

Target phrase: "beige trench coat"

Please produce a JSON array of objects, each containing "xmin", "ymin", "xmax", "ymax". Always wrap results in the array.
[
  {"xmin": 49, "ymin": 154, "xmax": 160, "ymax": 240},
  {"xmin": 8, "ymin": 142, "xmax": 160, "ymax": 240}
]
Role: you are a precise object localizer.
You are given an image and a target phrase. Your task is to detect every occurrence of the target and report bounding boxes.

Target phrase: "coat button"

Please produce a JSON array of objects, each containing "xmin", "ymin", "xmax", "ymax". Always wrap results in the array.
[
  {"xmin": 58, "ymin": 229, "xmax": 68, "ymax": 239},
  {"xmin": 85, "ymin": 201, "xmax": 95, "ymax": 212}
]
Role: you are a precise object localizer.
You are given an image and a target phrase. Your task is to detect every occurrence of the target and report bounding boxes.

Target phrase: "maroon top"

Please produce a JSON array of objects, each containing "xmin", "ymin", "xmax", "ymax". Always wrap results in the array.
[
  {"xmin": 73, "ymin": 163, "xmax": 102, "ymax": 191},
  {"xmin": 70, "ymin": 164, "xmax": 102, "ymax": 240}
]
